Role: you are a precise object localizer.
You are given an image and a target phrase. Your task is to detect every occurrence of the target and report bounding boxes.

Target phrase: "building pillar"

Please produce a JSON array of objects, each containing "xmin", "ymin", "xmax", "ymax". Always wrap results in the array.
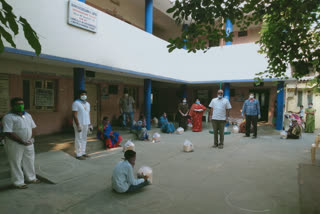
[
  {"xmin": 144, "ymin": 79, "xmax": 152, "ymax": 130},
  {"xmin": 225, "ymin": 19, "xmax": 233, "ymax": 45},
  {"xmin": 276, "ymin": 81, "xmax": 285, "ymax": 130},
  {"xmin": 224, "ymin": 83, "xmax": 230, "ymax": 127},
  {"xmin": 145, "ymin": 0, "xmax": 153, "ymax": 34},
  {"xmin": 73, "ymin": 68, "xmax": 85, "ymax": 100},
  {"xmin": 224, "ymin": 83, "xmax": 230, "ymax": 100},
  {"xmin": 182, "ymin": 24, "xmax": 188, "ymax": 49}
]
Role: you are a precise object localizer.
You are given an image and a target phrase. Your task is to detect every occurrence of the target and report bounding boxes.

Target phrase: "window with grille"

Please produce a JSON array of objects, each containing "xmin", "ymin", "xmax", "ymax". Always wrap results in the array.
[
  {"xmin": 23, "ymin": 79, "xmax": 57, "ymax": 111},
  {"xmin": 307, "ymin": 92, "xmax": 313, "ymax": 104},
  {"xmin": 297, "ymin": 91, "xmax": 303, "ymax": 107}
]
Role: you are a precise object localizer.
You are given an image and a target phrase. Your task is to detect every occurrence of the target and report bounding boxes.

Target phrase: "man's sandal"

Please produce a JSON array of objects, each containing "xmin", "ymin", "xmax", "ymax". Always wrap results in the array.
[{"xmin": 15, "ymin": 184, "xmax": 28, "ymax": 189}]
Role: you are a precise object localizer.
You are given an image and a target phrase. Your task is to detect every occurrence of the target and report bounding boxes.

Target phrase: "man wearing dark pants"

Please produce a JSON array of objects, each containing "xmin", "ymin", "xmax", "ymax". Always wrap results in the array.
[
  {"xmin": 209, "ymin": 90, "xmax": 232, "ymax": 149},
  {"xmin": 242, "ymin": 93, "xmax": 261, "ymax": 139}
]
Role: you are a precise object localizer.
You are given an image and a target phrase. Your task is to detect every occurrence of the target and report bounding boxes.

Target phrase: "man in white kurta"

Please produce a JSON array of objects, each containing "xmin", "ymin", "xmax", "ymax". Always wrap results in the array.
[
  {"xmin": 72, "ymin": 90, "xmax": 92, "ymax": 159},
  {"xmin": 2, "ymin": 97, "xmax": 38, "ymax": 188}
]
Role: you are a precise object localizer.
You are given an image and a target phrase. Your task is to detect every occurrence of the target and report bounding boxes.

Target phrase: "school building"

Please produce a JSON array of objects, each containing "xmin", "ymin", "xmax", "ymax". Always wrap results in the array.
[{"xmin": 1, "ymin": 0, "xmax": 299, "ymax": 135}]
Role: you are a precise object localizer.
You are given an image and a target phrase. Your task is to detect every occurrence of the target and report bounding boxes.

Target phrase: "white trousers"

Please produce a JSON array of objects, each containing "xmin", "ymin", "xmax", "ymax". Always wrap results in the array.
[
  {"xmin": 5, "ymin": 142, "xmax": 36, "ymax": 186},
  {"xmin": 74, "ymin": 124, "xmax": 88, "ymax": 157}
]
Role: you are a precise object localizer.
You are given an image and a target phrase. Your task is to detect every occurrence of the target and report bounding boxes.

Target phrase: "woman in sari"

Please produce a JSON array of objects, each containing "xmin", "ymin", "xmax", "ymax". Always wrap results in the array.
[
  {"xmin": 159, "ymin": 112, "xmax": 175, "ymax": 134},
  {"xmin": 178, "ymin": 98, "xmax": 189, "ymax": 130},
  {"xmin": 97, "ymin": 117, "xmax": 122, "ymax": 149},
  {"xmin": 305, "ymin": 103, "xmax": 316, "ymax": 133},
  {"xmin": 189, "ymin": 98, "xmax": 207, "ymax": 132},
  {"xmin": 131, "ymin": 113, "xmax": 149, "ymax": 141}
]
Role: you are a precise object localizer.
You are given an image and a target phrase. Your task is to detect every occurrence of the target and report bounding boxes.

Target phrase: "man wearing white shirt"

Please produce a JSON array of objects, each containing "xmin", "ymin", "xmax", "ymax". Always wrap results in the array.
[
  {"xmin": 112, "ymin": 150, "xmax": 149, "ymax": 193},
  {"xmin": 72, "ymin": 90, "xmax": 93, "ymax": 160},
  {"xmin": 2, "ymin": 97, "xmax": 40, "ymax": 189},
  {"xmin": 209, "ymin": 90, "xmax": 232, "ymax": 149}
]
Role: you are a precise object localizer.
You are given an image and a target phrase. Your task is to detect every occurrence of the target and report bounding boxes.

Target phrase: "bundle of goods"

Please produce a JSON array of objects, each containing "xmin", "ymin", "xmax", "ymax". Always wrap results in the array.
[
  {"xmin": 123, "ymin": 140, "xmax": 135, "ymax": 152},
  {"xmin": 176, "ymin": 127, "xmax": 184, "ymax": 135},
  {"xmin": 183, "ymin": 140, "xmax": 194, "ymax": 152},
  {"xmin": 152, "ymin": 133, "xmax": 161, "ymax": 143},
  {"xmin": 137, "ymin": 166, "xmax": 153, "ymax": 184}
]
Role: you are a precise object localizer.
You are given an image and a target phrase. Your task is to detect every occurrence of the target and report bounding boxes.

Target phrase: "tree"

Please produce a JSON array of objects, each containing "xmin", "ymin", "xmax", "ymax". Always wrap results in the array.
[
  {"xmin": 0, "ymin": 0, "xmax": 41, "ymax": 55},
  {"xmin": 166, "ymin": 0, "xmax": 320, "ymax": 84}
]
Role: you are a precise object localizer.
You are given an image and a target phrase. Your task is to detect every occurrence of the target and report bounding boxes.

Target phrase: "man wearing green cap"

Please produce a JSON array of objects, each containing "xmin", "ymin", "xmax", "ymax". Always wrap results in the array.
[{"xmin": 2, "ymin": 97, "xmax": 39, "ymax": 189}]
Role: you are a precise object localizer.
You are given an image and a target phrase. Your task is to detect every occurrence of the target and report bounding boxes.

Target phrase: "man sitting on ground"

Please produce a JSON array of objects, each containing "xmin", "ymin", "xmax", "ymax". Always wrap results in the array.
[
  {"xmin": 287, "ymin": 118, "xmax": 302, "ymax": 139},
  {"xmin": 112, "ymin": 150, "xmax": 149, "ymax": 193}
]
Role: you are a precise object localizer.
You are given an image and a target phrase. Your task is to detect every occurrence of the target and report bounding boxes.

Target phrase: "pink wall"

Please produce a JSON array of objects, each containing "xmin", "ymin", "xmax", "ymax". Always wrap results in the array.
[{"xmin": 9, "ymin": 74, "xmax": 74, "ymax": 135}]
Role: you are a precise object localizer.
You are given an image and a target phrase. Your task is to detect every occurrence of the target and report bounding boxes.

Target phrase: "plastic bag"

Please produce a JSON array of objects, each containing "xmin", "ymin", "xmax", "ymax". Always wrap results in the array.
[
  {"xmin": 152, "ymin": 132, "xmax": 161, "ymax": 143},
  {"xmin": 137, "ymin": 166, "xmax": 153, "ymax": 184},
  {"xmin": 176, "ymin": 127, "xmax": 184, "ymax": 135},
  {"xmin": 183, "ymin": 139, "xmax": 194, "ymax": 152},
  {"xmin": 280, "ymin": 130, "xmax": 287, "ymax": 139},
  {"xmin": 232, "ymin": 125, "xmax": 239, "ymax": 133},
  {"xmin": 123, "ymin": 140, "xmax": 135, "ymax": 152},
  {"xmin": 188, "ymin": 123, "xmax": 193, "ymax": 128},
  {"xmin": 153, "ymin": 117, "xmax": 158, "ymax": 126}
]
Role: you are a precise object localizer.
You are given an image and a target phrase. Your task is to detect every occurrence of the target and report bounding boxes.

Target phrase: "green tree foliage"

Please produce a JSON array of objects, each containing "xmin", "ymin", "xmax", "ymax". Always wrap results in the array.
[
  {"xmin": 0, "ymin": 0, "xmax": 41, "ymax": 55},
  {"xmin": 167, "ymin": 0, "xmax": 320, "ymax": 84}
]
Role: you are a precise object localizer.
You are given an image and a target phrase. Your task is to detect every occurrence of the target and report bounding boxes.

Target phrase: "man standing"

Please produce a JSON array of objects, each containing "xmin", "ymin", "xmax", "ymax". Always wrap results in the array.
[
  {"xmin": 242, "ymin": 93, "xmax": 261, "ymax": 139},
  {"xmin": 209, "ymin": 90, "xmax": 232, "ymax": 149},
  {"xmin": 119, "ymin": 89, "xmax": 135, "ymax": 129},
  {"xmin": 2, "ymin": 97, "xmax": 40, "ymax": 189},
  {"xmin": 72, "ymin": 90, "xmax": 92, "ymax": 160}
]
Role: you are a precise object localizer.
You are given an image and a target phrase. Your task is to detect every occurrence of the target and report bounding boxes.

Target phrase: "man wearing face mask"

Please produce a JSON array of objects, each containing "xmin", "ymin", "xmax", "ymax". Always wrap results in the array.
[
  {"xmin": 72, "ymin": 90, "xmax": 92, "ymax": 160},
  {"xmin": 209, "ymin": 90, "xmax": 232, "ymax": 149},
  {"xmin": 119, "ymin": 89, "xmax": 135, "ymax": 129},
  {"xmin": 241, "ymin": 93, "xmax": 261, "ymax": 139},
  {"xmin": 2, "ymin": 97, "xmax": 39, "ymax": 189}
]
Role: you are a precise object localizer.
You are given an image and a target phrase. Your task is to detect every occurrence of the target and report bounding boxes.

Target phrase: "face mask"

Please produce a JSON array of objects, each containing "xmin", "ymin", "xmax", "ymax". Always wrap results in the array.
[
  {"xmin": 249, "ymin": 95, "xmax": 254, "ymax": 99},
  {"xmin": 183, "ymin": 100, "xmax": 187, "ymax": 103},
  {"xmin": 309, "ymin": 105, "xmax": 313, "ymax": 108},
  {"xmin": 124, "ymin": 94, "xmax": 129, "ymax": 97},
  {"xmin": 196, "ymin": 101, "xmax": 200, "ymax": 104},
  {"xmin": 13, "ymin": 104, "xmax": 24, "ymax": 112},
  {"xmin": 218, "ymin": 95, "xmax": 223, "ymax": 99},
  {"xmin": 80, "ymin": 95, "xmax": 87, "ymax": 101}
]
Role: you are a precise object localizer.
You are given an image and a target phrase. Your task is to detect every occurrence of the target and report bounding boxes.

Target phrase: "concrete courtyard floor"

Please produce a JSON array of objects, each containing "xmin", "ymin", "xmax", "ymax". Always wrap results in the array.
[{"xmin": 0, "ymin": 125, "xmax": 319, "ymax": 214}]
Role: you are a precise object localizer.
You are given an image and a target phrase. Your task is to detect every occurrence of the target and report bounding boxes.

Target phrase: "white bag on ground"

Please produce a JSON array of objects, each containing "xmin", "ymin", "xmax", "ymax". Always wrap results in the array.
[
  {"xmin": 188, "ymin": 123, "xmax": 193, "ymax": 128},
  {"xmin": 137, "ymin": 166, "xmax": 153, "ymax": 184},
  {"xmin": 123, "ymin": 140, "xmax": 135, "ymax": 152},
  {"xmin": 183, "ymin": 139, "xmax": 194, "ymax": 152},
  {"xmin": 176, "ymin": 127, "xmax": 184, "ymax": 135},
  {"xmin": 153, "ymin": 117, "xmax": 158, "ymax": 126},
  {"xmin": 152, "ymin": 132, "xmax": 161, "ymax": 143},
  {"xmin": 232, "ymin": 125, "xmax": 239, "ymax": 133},
  {"xmin": 280, "ymin": 130, "xmax": 287, "ymax": 139}
]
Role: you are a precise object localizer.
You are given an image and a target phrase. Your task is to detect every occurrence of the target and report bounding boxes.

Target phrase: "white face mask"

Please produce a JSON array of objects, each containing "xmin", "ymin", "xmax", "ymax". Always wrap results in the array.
[
  {"xmin": 309, "ymin": 105, "xmax": 313, "ymax": 108},
  {"xmin": 124, "ymin": 94, "xmax": 129, "ymax": 97},
  {"xmin": 218, "ymin": 95, "xmax": 223, "ymax": 99},
  {"xmin": 249, "ymin": 95, "xmax": 254, "ymax": 99},
  {"xmin": 80, "ymin": 95, "xmax": 87, "ymax": 101},
  {"xmin": 183, "ymin": 100, "xmax": 187, "ymax": 103}
]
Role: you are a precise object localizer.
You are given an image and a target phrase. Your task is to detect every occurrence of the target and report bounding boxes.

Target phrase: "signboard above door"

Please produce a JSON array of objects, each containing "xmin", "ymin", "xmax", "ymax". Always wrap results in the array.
[{"xmin": 68, "ymin": 0, "xmax": 98, "ymax": 33}]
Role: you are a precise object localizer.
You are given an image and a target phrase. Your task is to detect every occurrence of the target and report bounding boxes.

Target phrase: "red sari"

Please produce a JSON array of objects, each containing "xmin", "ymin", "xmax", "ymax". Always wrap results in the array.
[{"xmin": 189, "ymin": 103, "xmax": 207, "ymax": 132}]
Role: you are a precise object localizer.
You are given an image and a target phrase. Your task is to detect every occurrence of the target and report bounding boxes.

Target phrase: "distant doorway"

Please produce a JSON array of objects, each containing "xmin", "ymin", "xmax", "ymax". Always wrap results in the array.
[
  {"xmin": 86, "ymin": 84, "xmax": 98, "ymax": 127},
  {"xmin": 249, "ymin": 89, "xmax": 270, "ymax": 122}
]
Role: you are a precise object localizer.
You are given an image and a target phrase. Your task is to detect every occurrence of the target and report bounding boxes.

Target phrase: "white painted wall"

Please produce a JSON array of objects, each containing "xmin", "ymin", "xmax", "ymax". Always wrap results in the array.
[{"xmin": 4, "ymin": 0, "xmax": 291, "ymax": 82}]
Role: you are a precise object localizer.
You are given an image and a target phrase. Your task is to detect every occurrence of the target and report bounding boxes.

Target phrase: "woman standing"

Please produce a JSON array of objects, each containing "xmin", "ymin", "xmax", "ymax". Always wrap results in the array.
[
  {"xmin": 305, "ymin": 103, "xmax": 316, "ymax": 133},
  {"xmin": 189, "ymin": 98, "xmax": 207, "ymax": 132},
  {"xmin": 178, "ymin": 98, "xmax": 189, "ymax": 130}
]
